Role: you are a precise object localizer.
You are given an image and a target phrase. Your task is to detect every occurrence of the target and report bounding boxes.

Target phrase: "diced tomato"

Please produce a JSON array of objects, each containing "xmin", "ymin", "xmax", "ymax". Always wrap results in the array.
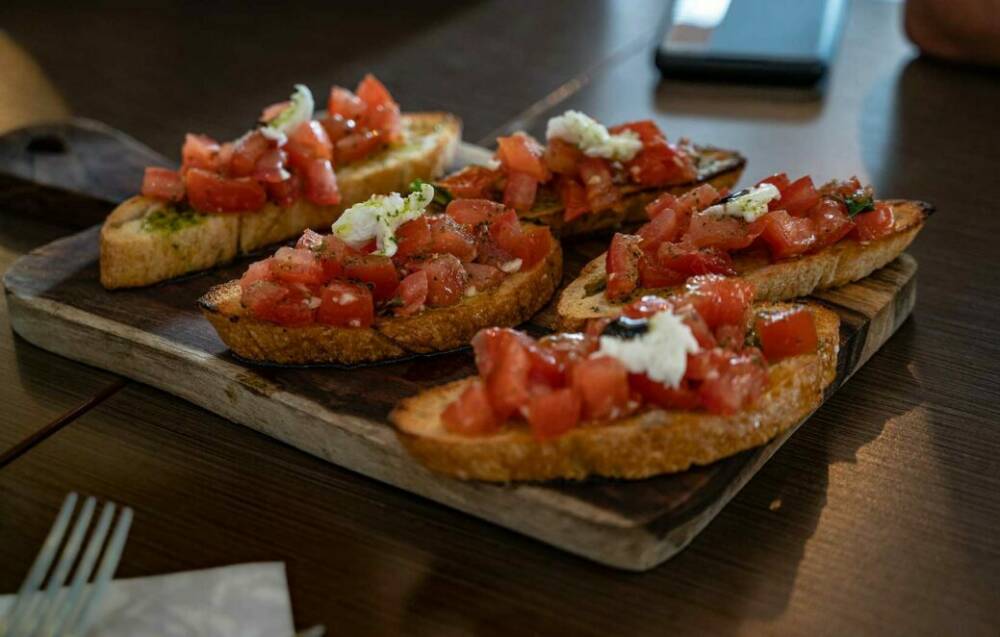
[
  {"xmin": 328, "ymin": 86, "xmax": 366, "ymax": 120},
  {"xmin": 629, "ymin": 374, "xmax": 701, "ymax": 410},
  {"xmin": 316, "ymin": 280, "xmax": 374, "ymax": 328},
  {"xmin": 335, "ymin": 130, "xmax": 385, "ymax": 165},
  {"xmin": 571, "ymin": 355, "xmax": 630, "ymax": 421},
  {"xmin": 756, "ymin": 172, "xmax": 791, "ymax": 194},
  {"xmin": 684, "ymin": 275, "xmax": 756, "ymax": 330},
  {"xmin": 228, "ymin": 131, "xmax": 272, "ymax": 178},
  {"xmin": 446, "ymin": 198, "xmax": 505, "ymax": 226},
  {"xmin": 270, "ymin": 247, "xmax": 325, "ymax": 285},
  {"xmin": 511, "ymin": 225, "xmax": 552, "ymax": 269},
  {"xmin": 760, "ymin": 209, "xmax": 817, "ymax": 259},
  {"xmin": 638, "ymin": 207, "xmax": 681, "ymax": 249},
  {"xmin": 288, "ymin": 120, "xmax": 333, "ymax": 162},
  {"xmin": 543, "ymin": 138, "xmax": 583, "ymax": 175},
  {"xmin": 622, "ymin": 295, "xmax": 675, "ymax": 319},
  {"xmin": 676, "ymin": 183, "xmax": 722, "ymax": 217},
  {"xmin": 428, "ymin": 216, "xmax": 477, "ymax": 261},
  {"xmin": 394, "ymin": 270, "xmax": 428, "ymax": 316},
  {"xmin": 606, "ymin": 233, "xmax": 643, "ymax": 301},
  {"xmin": 316, "ymin": 233, "xmax": 359, "ymax": 262},
  {"xmin": 343, "ymin": 254, "xmax": 399, "ymax": 302},
  {"xmin": 656, "ymin": 244, "xmax": 736, "ymax": 277},
  {"xmin": 525, "ymin": 388, "xmax": 583, "ymax": 440},
  {"xmin": 181, "ymin": 134, "xmax": 220, "ymax": 172},
  {"xmin": 184, "ymin": 168, "xmax": 266, "ymax": 213},
  {"xmin": 697, "ymin": 351, "xmax": 768, "ymax": 416},
  {"xmin": 777, "ymin": 176, "xmax": 820, "ymax": 216},
  {"xmin": 612, "ymin": 120, "xmax": 697, "ymax": 186},
  {"xmin": 755, "ymin": 308, "xmax": 818, "ymax": 362},
  {"xmin": 239, "ymin": 259, "xmax": 273, "ymax": 292},
  {"xmin": 394, "ymin": 217, "xmax": 432, "ymax": 260},
  {"xmin": 463, "ymin": 262, "xmax": 505, "ymax": 292},
  {"xmin": 685, "ymin": 212, "xmax": 767, "ymax": 252},
  {"xmin": 578, "ymin": 157, "xmax": 619, "ymax": 212},
  {"xmin": 356, "ymin": 74, "xmax": 395, "ymax": 109},
  {"xmin": 713, "ymin": 323, "xmax": 746, "ymax": 349},
  {"xmin": 484, "ymin": 331, "xmax": 533, "ymax": 420},
  {"xmin": 301, "ymin": 158, "xmax": 341, "ymax": 206},
  {"xmin": 320, "ymin": 114, "xmax": 357, "ymax": 144},
  {"xmin": 438, "ymin": 166, "xmax": 501, "ymax": 200},
  {"xmin": 414, "ymin": 254, "xmax": 468, "ymax": 307},
  {"xmin": 638, "ymin": 252, "xmax": 685, "ymax": 289},
  {"xmin": 243, "ymin": 280, "xmax": 316, "ymax": 327},
  {"xmin": 558, "ymin": 176, "xmax": 590, "ymax": 222},
  {"xmin": 497, "ymin": 133, "xmax": 550, "ymax": 182},
  {"xmin": 503, "ymin": 171, "xmax": 539, "ymax": 211},
  {"xmin": 528, "ymin": 333, "xmax": 597, "ymax": 388},
  {"xmin": 646, "ymin": 192, "xmax": 678, "ymax": 219},
  {"xmin": 442, "ymin": 380, "xmax": 502, "ymax": 435},
  {"xmin": 266, "ymin": 173, "xmax": 301, "ymax": 207},
  {"xmin": 810, "ymin": 197, "xmax": 855, "ymax": 249},
  {"xmin": 141, "ymin": 167, "xmax": 185, "ymax": 201},
  {"xmin": 252, "ymin": 148, "xmax": 288, "ymax": 184},
  {"xmin": 853, "ymin": 202, "xmax": 895, "ymax": 242},
  {"xmin": 487, "ymin": 209, "xmax": 522, "ymax": 251},
  {"xmin": 356, "ymin": 74, "xmax": 402, "ymax": 140},
  {"xmin": 610, "ymin": 120, "xmax": 663, "ymax": 145}
]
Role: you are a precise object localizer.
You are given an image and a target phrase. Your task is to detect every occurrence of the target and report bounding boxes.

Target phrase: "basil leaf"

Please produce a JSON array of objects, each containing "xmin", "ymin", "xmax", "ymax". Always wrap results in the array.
[
  {"xmin": 409, "ymin": 178, "xmax": 452, "ymax": 206},
  {"xmin": 843, "ymin": 194, "xmax": 875, "ymax": 217}
]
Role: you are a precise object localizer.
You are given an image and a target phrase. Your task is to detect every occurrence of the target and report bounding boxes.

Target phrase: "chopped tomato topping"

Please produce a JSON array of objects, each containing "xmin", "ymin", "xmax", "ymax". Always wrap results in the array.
[
  {"xmin": 395, "ymin": 270, "xmax": 428, "ymax": 316},
  {"xmin": 446, "ymin": 198, "xmax": 505, "ymax": 226},
  {"xmin": 685, "ymin": 212, "xmax": 766, "ymax": 252},
  {"xmin": 266, "ymin": 173, "xmax": 301, "ymax": 207},
  {"xmin": 638, "ymin": 251, "xmax": 686, "ymax": 289},
  {"xmin": 413, "ymin": 254, "xmax": 469, "ymax": 307},
  {"xmin": 356, "ymin": 74, "xmax": 402, "ymax": 141},
  {"xmin": 270, "ymin": 247, "xmax": 325, "ymax": 285},
  {"xmin": 316, "ymin": 281, "xmax": 374, "ymax": 328},
  {"xmin": 853, "ymin": 202, "xmax": 895, "ymax": 242},
  {"xmin": 181, "ymin": 134, "xmax": 220, "ymax": 173},
  {"xmin": 428, "ymin": 216, "xmax": 477, "ymax": 262},
  {"xmin": 438, "ymin": 166, "xmax": 501, "ymax": 200},
  {"xmin": 578, "ymin": 157, "xmax": 619, "ymax": 212},
  {"xmin": 503, "ymin": 171, "xmax": 539, "ymax": 211},
  {"xmin": 243, "ymin": 280, "xmax": 315, "ymax": 327},
  {"xmin": 239, "ymin": 259, "xmax": 273, "ymax": 292},
  {"xmin": 442, "ymin": 380, "xmax": 502, "ymax": 436},
  {"xmin": 606, "ymin": 233, "xmax": 643, "ymax": 301},
  {"xmin": 622, "ymin": 294, "xmax": 675, "ymax": 319},
  {"xmin": 253, "ymin": 148, "xmax": 289, "ymax": 184},
  {"xmin": 777, "ymin": 176, "xmax": 820, "ymax": 217},
  {"xmin": 287, "ymin": 120, "xmax": 333, "ymax": 163},
  {"xmin": 629, "ymin": 374, "xmax": 700, "ymax": 410},
  {"xmin": 683, "ymin": 275, "xmax": 756, "ymax": 330},
  {"xmin": 335, "ymin": 130, "xmax": 385, "ymax": 165},
  {"xmin": 612, "ymin": 120, "xmax": 697, "ymax": 186},
  {"xmin": 525, "ymin": 388, "xmax": 583, "ymax": 440},
  {"xmin": 809, "ymin": 197, "xmax": 855, "ymax": 250},
  {"xmin": 637, "ymin": 207, "xmax": 681, "ymax": 248},
  {"xmin": 757, "ymin": 172, "xmax": 791, "ymax": 193},
  {"xmin": 464, "ymin": 262, "xmax": 505, "ymax": 292},
  {"xmin": 759, "ymin": 209, "xmax": 817, "ymax": 259},
  {"xmin": 755, "ymin": 308, "xmax": 818, "ymax": 362},
  {"xmin": 229, "ymin": 131, "xmax": 272, "ymax": 178},
  {"xmin": 141, "ymin": 167, "xmax": 184, "ymax": 201},
  {"xmin": 301, "ymin": 158, "xmax": 341, "ymax": 206},
  {"xmin": 543, "ymin": 138, "xmax": 583, "ymax": 175},
  {"xmin": 655, "ymin": 244, "xmax": 735, "ymax": 278},
  {"xmin": 497, "ymin": 133, "xmax": 550, "ymax": 182},
  {"xmin": 484, "ymin": 331, "xmax": 533, "ymax": 420},
  {"xmin": 394, "ymin": 217, "xmax": 433, "ymax": 260},
  {"xmin": 571, "ymin": 355, "xmax": 631, "ymax": 420},
  {"xmin": 320, "ymin": 114, "xmax": 357, "ymax": 144},
  {"xmin": 184, "ymin": 168, "xmax": 266, "ymax": 213},
  {"xmin": 558, "ymin": 176, "xmax": 590, "ymax": 222},
  {"xmin": 488, "ymin": 209, "xmax": 553, "ymax": 268},
  {"xmin": 344, "ymin": 255, "xmax": 399, "ymax": 303}
]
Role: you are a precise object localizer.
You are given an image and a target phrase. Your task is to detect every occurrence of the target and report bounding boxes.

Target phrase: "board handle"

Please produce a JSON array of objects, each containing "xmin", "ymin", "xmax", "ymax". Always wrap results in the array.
[{"xmin": 0, "ymin": 118, "xmax": 169, "ymax": 228}]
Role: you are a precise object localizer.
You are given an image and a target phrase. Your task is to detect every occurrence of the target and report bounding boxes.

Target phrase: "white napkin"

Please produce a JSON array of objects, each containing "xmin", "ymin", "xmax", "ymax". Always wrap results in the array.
[{"xmin": 0, "ymin": 562, "xmax": 295, "ymax": 637}]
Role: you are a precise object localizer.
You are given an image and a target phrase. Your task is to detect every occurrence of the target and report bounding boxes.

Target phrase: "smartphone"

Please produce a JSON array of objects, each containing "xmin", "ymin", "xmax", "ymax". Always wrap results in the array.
[{"xmin": 655, "ymin": 0, "xmax": 848, "ymax": 86}]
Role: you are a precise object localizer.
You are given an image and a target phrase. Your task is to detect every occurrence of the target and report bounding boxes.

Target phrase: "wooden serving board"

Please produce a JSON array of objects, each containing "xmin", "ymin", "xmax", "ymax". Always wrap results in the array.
[{"xmin": 1, "ymin": 120, "xmax": 917, "ymax": 570}]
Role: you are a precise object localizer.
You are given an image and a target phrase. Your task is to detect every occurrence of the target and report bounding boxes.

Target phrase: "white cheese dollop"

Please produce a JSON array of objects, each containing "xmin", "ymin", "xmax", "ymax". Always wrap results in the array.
[
  {"xmin": 597, "ymin": 310, "xmax": 700, "ymax": 388},
  {"xmin": 701, "ymin": 183, "xmax": 781, "ymax": 222},
  {"xmin": 545, "ymin": 110, "xmax": 643, "ymax": 162},
  {"xmin": 330, "ymin": 183, "xmax": 434, "ymax": 257},
  {"xmin": 261, "ymin": 84, "xmax": 315, "ymax": 143}
]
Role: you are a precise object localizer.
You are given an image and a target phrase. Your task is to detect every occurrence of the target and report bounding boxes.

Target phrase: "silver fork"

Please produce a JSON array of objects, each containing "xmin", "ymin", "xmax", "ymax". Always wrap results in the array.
[{"xmin": 1, "ymin": 493, "xmax": 133, "ymax": 637}]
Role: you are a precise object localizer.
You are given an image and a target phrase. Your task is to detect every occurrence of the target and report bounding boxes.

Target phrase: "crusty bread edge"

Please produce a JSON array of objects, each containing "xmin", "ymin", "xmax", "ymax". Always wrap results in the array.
[
  {"xmin": 391, "ymin": 303, "xmax": 839, "ymax": 482},
  {"xmin": 556, "ymin": 199, "xmax": 930, "ymax": 331},
  {"xmin": 199, "ymin": 233, "xmax": 562, "ymax": 365}
]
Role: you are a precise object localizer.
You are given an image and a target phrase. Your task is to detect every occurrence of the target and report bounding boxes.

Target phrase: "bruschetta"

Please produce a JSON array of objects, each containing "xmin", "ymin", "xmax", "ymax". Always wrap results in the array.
[
  {"xmin": 200, "ymin": 186, "xmax": 562, "ymax": 365},
  {"xmin": 557, "ymin": 174, "xmax": 930, "ymax": 330},
  {"xmin": 391, "ymin": 276, "xmax": 838, "ymax": 481},
  {"xmin": 434, "ymin": 110, "xmax": 745, "ymax": 237},
  {"xmin": 101, "ymin": 75, "xmax": 461, "ymax": 289}
]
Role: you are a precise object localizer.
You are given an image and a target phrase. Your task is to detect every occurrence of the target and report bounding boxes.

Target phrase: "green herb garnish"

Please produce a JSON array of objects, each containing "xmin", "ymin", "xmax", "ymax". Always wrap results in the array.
[
  {"xmin": 409, "ymin": 178, "xmax": 452, "ymax": 206},
  {"xmin": 141, "ymin": 207, "xmax": 205, "ymax": 234},
  {"xmin": 842, "ymin": 193, "xmax": 875, "ymax": 217}
]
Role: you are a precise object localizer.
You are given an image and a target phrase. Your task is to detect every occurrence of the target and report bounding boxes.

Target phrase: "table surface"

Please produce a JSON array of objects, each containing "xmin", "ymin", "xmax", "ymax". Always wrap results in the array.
[{"xmin": 1, "ymin": 1, "xmax": 998, "ymax": 635}]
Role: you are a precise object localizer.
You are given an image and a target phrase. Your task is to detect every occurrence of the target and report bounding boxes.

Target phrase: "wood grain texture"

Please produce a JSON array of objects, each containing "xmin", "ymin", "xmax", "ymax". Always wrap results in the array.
[{"xmin": 2, "ymin": 136, "xmax": 918, "ymax": 568}]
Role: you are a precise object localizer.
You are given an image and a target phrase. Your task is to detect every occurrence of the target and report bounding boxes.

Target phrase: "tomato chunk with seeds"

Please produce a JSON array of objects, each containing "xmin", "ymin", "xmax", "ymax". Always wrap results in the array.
[
  {"xmin": 343, "ymin": 255, "xmax": 399, "ymax": 302},
  {"xmin": 777, "ymin": 176, "xmax": 820, "ymax": 216},
  {"xmin": 244, "ymin": 280, "xmax": 316, "ymax": 327},
  {"xmin": 394, "ymin": 270, "xmax": 428, "ymax": 316},
  {"xmin": 428, "ymin": 216, "xmax": 477, "ymax": 261},
  {"xmin": 755, "ymin": 308, "xmax": 819, "ymax": 362},
  {"xmin": 442, "ymin": 380, "xmax": 502, "ymax": 436},
  {"xmin": 526, "ymin": 388, "xmax": 582, "ymax": 440},
  {"xmin": 606, "ymin": 233, "xmax": 643, "ymax": 301},
  {"xmin": 463, "ymin": 262, "xmax": 504, "ymax": 292},
  {"xmin": 185, "ymin": 168, "xmax": 266, "ymax": 213},
  {"xmin": 270, "ymin": 247, "xmax": 325, "ymax": 285},
  {"xmin": 578, "ymin": 157, "xmax": 619, "ymax": 212},
  {"xmin": 810, "ymin": 197, "xmax": 855, "ymax": 250},
  {"xmin": 141, "ymin": 167, "xmax": 185, "ymax": 201},
  {"xmin": 656, "ymin": 244, "xmax": 735, "ymax": 278},
  {"xmin": 760, "ymin": 209, "xmax": 817, "ymax": 259},
  {"xmin": 414, "ymin": 254, "xmax": 468, "ymax": 307},
  {"xmin": 697, "ymin": 351, "xmax": 768, "ymax": 416},
  {"xmin": 484, "ymin": 332, "xmax": 533, "ymax": 420},
  {"xmin": 317, "ymin": 281, "xmax": 374, "ymax": 327},
  {"xmin": 684, "ymin": 275, "xmax": 756, "ymax": 330},
  {"xmin": 287, "ymin": 120, "xmax": 333, "ymax": 162},
  {"xmin": 637, "ymin": 207, "xmax": 681, "ymax": 249},
  {"xmin": 239, "ymin": 259, "xmax": 273, "ymax": 291}
]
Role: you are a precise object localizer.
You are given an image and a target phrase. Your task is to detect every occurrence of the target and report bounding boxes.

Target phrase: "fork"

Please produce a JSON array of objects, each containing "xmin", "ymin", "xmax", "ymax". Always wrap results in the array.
[{"xmin": 1, "ymin": 493, "xmax": 133, "ymax": 637}]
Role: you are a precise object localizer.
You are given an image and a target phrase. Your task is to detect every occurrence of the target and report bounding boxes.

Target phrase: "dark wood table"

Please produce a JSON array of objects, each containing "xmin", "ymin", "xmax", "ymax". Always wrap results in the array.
[{"xmin": 1, "ymin": 2, "xmax": 998, "ymax": 634}]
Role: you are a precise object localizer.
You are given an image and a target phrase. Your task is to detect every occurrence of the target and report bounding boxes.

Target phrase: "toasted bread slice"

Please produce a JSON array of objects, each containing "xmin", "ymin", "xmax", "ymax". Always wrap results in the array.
[
  {"xmin": 556, "ymin": 199, "xmax": 930, "ymax": 331},
  {"xmin": 199, "ymin": 231, "xmax": 563, "ymax": 365},
  {"xmin": 440, "ymin": 146, "xmax": 745, "ymax": 237},
  {"xmin": 101, "ymin": 113, "xmax": 461, "ymax": 289},
  {"xmin": 392, "ymin": 302, "xmax": 838, "ymax": 482}
]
